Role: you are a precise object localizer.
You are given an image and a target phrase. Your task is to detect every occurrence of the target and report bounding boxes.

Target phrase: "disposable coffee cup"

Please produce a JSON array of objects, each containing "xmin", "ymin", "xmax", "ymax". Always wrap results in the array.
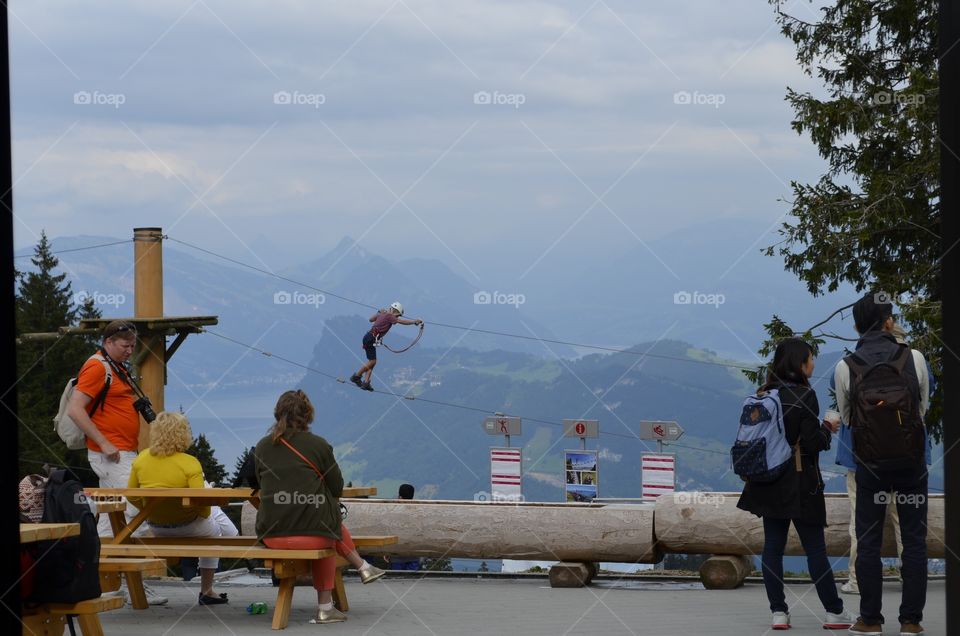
[{"xmin": 824, "ymin": 409, "xmax": 841, "ymax": 426}]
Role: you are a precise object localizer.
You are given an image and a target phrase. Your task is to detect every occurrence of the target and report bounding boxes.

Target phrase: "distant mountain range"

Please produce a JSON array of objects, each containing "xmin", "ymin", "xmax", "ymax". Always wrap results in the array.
[{"xmin": 18, "ymin": 229, "xmax": 914, "ymax": 501}]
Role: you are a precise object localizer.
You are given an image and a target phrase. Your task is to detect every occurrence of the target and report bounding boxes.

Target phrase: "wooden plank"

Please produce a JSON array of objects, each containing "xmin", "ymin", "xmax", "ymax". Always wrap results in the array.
[
  {"xmin": 87, "ymin": 486, "xmax": 376, "ymax": 499},
  {"xmin": 101, "ymin": 543, "xmax": 333, "ymax": 560},
  {"xmin": 21, "ymin": 611, "xmax": 66, "ymax": 636},
  {"xmin": 20, "ymin": 523, "xmax": 80, "ymax": 543},
  {"xmin": 269, "ymin": 559, "xmax": 310, "ymax": 579},
  {"xmin": 134, "ymin": 535, "xmax": 397, "ymax": 547},
  {"xmin": 45, "ymin": 596, "xmax": 124, "ymax": 615},
  {"xmin": 99, "ymin": 572, "xmax": 122, "ymax": 593},
  {"xmin": 93, "ymin": 501, "xmax": 126, "ymax": 514},
  {"xmin": 98, "ymin": 558, "xmax": 166, "ymax": 575}
]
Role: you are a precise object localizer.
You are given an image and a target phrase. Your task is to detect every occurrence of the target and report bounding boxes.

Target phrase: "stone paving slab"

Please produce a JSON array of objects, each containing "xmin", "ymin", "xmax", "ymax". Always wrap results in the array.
[{"xmin": 99, "ymin": 577, "xmax": 947, "ymax": 635}]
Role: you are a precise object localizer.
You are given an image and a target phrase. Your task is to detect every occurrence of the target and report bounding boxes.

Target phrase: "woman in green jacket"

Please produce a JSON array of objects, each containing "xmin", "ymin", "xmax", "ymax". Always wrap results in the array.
[{"xmin": 255, "ymin": 390, "xmax": 385, "ymax": 624}]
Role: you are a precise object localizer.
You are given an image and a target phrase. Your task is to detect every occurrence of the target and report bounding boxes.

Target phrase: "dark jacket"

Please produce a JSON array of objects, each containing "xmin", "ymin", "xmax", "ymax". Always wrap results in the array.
[
  {"xmin": 736, "ymin": 384, "xmax": 833, "ymax": 526},
  {"xmin": 254, "ymin": 430, "xmax": 344, "ymax": 540}
]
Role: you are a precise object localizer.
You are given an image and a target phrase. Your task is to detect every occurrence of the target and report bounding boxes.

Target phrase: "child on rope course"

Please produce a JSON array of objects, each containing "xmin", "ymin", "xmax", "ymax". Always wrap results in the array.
[{"xmin": 350, "ymin": 302, "xmax": 423, "ymax": 392}]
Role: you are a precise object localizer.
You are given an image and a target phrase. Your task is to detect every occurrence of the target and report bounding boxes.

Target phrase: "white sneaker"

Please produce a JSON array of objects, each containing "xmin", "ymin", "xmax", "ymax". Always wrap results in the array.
[
  {"xmin": 840, "ymin": 580, "xmax": 860, "ymax": 595},
  {"xmin": 772, "ymin": 611, "xmax": 791, "ymax": 630},
  {"xmin": 824, "ymin": 609, "xmax": 857, "ymax": 629},
  {"xmin": 143, "ymin": 583, "xmax": 169, "ymax": 606}
]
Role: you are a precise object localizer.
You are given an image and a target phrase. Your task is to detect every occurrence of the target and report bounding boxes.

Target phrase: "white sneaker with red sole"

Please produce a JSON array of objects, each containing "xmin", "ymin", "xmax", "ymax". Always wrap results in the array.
[{"xmin": 772, "ymin": 612, "xmax": 791, "ymax": 630}]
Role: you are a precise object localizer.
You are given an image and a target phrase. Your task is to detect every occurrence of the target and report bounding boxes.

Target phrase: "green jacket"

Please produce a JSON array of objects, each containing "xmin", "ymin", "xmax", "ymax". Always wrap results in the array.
[{"xmin": 254, "ymin": 430, "xmax": 344, "ymax": 540}]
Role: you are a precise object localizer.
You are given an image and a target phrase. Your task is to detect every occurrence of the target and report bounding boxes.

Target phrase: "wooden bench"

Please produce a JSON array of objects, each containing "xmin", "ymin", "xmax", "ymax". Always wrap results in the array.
[
  {"xmin": 98, "ymin": 557, "xmax": 167, "ymax": 609},
  {"xmin": 132, "ymin": 535, "xmax": 399, "ymax": 612},
  {"xmin": 101, "ymin": 543, "xmax": 334, "ymax": 630},
  {"xmin": 129, "ymin": 535, "xmax": 398, "ymax": 612},
  {"xmin": 22, "ymin": 595, "xmax": 124, "ymax": 636}
]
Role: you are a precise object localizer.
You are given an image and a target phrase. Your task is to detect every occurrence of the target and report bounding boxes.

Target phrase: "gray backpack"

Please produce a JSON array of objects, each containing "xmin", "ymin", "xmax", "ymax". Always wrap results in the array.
[
  {"xmin": 731, "ymin": 388, "xmax": 794, "ymax": 483},
  {"xmin": 53, "ymin": 354, "xmax": 112, "ymax": 450}
]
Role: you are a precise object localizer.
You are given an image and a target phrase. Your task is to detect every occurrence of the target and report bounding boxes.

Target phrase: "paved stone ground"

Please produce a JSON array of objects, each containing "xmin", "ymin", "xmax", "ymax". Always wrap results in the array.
[{"xmin": 99, "ymin": 576, "xmax": 946, "ymax": 635}]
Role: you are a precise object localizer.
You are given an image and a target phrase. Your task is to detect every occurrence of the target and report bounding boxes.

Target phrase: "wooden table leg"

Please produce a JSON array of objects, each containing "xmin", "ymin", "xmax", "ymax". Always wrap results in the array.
[
  {"xmin": 125, "ymin": 571, "xmax": 148, "ymax": 610},
  {"xmin": 75, "ymin": 615, "xmax": 105, "ymax": 636},
  {"xmin": 110, "ymin": 500, "xmax": 160, "ymax": 545},
  {"xmin": 21, "ymin": 611, "xmax": 65, "ymax": 636},
  {"xmin": 272, "ymin": 577, "xmax": 295, "ymax": 630},
  {"xmin": 332, "ymin": 569, "xmax": 349, "ymax": 612}
]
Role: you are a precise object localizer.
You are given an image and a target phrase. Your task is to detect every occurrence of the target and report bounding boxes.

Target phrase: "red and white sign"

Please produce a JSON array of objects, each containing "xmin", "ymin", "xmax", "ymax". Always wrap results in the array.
[
  {"xmin": 641, "ymin": 453, "xmax": 676, "ymax": 502},
  {"xmin": 490, "ymin": 448, "xmax": 522, "ymax": 501}
]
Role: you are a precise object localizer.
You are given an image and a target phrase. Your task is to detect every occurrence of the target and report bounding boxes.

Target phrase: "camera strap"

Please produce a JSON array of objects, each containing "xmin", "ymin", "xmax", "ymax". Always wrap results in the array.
[{"xmin": 99, "ymin": 348, "xmax": 147, "ymax": 399}]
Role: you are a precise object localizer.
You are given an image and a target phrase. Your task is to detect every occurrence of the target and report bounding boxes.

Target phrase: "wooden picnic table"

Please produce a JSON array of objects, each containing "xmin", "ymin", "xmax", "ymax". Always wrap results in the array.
[
  {"xmin": 20, "ymin": 523, "xmax": 80, "ymax": 543},
  {"xmin": 84, "ymin": 486, "xmax": 377, "ymax": 545}
]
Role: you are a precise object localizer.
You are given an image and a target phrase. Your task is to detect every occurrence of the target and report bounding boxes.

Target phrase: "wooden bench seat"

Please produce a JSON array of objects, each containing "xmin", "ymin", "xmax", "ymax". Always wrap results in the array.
[
  {"xmin": 100, "ymin": 544, "xmax": 333, "ymax": 629},
  {"xmin": 98, "ymin": 557, "xmax": 167, "ymax": 609},
  {"xmin": 23, "ymin": 595, "xmax": 123, "ymax": 636}
]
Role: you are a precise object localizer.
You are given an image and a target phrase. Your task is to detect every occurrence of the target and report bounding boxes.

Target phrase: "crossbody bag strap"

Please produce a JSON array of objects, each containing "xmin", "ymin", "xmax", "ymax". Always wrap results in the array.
[{"xmin": 278, "ymin": 437, "xmax": 324, "ymax": 482}]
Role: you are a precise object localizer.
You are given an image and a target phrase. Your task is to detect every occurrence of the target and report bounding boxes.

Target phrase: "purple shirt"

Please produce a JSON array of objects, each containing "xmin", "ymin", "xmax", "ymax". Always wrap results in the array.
[{"xmin": 371, "ymin": 312, "xmax": 399, "ymax": 337}]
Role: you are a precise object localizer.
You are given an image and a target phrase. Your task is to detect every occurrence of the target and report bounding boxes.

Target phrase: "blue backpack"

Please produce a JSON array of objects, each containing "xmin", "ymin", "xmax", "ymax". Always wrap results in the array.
[{"xmin": 731, "ymin": 388, "xmax": 795, "ymax": 483}]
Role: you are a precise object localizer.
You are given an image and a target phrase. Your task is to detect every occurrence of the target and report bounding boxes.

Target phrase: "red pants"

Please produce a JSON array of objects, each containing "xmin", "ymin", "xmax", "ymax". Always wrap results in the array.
[{"xmin": 263, "ymin": 526, "xmax": 357, "ymax": 591}]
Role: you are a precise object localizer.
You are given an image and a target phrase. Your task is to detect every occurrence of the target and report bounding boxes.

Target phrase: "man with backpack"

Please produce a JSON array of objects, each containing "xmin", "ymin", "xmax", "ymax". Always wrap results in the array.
[
  {"xmin": 64, "ymin": 320, "xmax": 168, "ymax": 605},
  {"xmin": 835, "ymin": 293, "xmax": 930, "ymax": 635}
]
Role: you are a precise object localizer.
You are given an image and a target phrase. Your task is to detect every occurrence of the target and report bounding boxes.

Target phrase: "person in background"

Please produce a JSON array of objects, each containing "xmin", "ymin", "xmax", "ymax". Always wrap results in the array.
[
  {"xmin": 835, "ymin": 294, "xmax": 930, "ymax": 636},
  {"xmin": 350, "ymin": 302, "xmax": 423, "ymax": 392},
  {"xmin": 737, "ymin": 338, "xmax": 855, "ymax": 631},
  {"xmin": 127, "ymin": 411, "xmax": 238, "ymax": 605},
  {"xmin": 67, "ymin": 320, "xmax": 167, "ymax": 605},
  {"xmin": 254, "ymin": 390, "xmax": 385, "ymax": 625},
  {"xmin": 387, "ymin": 484, "xmax": 421, "ymax": 571}
]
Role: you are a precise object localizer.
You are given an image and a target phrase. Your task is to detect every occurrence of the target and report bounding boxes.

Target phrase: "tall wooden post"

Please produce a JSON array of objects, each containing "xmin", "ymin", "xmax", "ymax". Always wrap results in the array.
[{"xmin": 133, "ymin": 227, "xmax": 165, "ymax": 450}]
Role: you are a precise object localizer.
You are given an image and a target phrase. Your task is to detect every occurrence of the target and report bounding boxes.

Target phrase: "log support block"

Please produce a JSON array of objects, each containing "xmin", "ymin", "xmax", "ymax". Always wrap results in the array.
[
  {"xmin": 549, "ymin": 562, "xmax": 592, "ymax": 588},
  {"xmin": 699, "ymin": 554, "xmax": 754, "ymax": 590}
]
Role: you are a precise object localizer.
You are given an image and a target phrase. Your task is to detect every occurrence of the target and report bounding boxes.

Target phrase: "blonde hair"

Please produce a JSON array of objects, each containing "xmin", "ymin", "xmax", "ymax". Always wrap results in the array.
[
  {"xmin": 149, "ymin": 411, "xmax": 193, "ymax": 457},
  {"xmin": 270, "ymin": 390, "xmax": 314, "ymax": 443}
]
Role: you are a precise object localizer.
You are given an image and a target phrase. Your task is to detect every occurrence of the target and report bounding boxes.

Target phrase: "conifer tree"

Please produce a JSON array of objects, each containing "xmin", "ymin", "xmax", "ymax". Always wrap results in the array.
[{"xmin": 16, "ymin": 232, "xmax": 101, "ymax": 480}]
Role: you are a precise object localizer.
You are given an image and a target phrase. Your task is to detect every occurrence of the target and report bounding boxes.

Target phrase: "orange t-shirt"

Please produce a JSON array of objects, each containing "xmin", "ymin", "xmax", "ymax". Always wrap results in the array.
[{"xmin": 76, "ymin": 356, "xmax": 140, "ymax": 453}]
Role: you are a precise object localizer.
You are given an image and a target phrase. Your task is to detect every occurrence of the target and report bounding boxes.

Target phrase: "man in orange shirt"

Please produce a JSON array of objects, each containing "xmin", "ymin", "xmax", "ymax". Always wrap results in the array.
[{"xmin": 66, "ymin": 320, "xmax": 167, "ymax": 604}]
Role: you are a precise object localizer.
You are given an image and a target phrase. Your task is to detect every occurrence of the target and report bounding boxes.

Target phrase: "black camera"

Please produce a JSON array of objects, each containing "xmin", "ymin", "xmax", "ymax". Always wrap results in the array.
[{"xmin": 133, "ymin": 396, "xmax": 157, "ymax": 423}]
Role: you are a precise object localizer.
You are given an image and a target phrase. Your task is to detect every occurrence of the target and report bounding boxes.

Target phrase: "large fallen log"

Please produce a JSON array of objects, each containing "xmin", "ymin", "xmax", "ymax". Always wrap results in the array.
[
  {"xmin": 243, "ymin": 499, "xmax": 661, "ymax": 564},
  {"xmin": 655, "ymin": 492, "xmax": 945, "ymax": 557}
]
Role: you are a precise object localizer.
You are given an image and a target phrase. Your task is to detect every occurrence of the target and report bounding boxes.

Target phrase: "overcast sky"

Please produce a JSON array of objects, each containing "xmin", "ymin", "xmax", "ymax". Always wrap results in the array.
[{"xmin": 11, "ymin": 0, "xmax": 829, "ymax": 285}]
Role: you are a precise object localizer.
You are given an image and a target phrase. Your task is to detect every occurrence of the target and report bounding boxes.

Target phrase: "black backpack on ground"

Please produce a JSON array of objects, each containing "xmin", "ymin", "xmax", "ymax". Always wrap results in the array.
[
  {"xmin": 27, "ymin": 469, "xmax": 101, "ymax": 604},
  {"xmin": 846, "ymin": 345, "xmax": 925, "ymax": 470}
]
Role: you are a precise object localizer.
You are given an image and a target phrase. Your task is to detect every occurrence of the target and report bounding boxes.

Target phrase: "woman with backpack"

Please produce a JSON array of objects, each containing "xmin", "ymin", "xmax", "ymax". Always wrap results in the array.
[{"xmin": 736, "ymin": 338, "xmax": 856, "ymax": 631}]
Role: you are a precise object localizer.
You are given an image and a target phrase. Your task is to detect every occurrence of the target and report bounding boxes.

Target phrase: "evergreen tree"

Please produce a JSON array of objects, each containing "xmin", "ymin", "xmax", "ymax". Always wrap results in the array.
[
  {"xmin": 231, "ymin": 446, "xmax": 256, "ymax": 487},
  {"xmin": 16, "ymin": 232, "xmax": 101, "ymax": 481},
  {"xmin": 761, "ymin": 0, "xmax": 941, "ymax": 437},
  {"xmin": 187, "ymin": 433, "xmax": 227, "ymax": 486}
]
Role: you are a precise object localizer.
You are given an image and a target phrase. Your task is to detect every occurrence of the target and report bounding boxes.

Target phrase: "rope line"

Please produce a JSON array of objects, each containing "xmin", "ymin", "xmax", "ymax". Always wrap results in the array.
[{"xmin": 167, "ymin": 235, "xmax": 843, "ymax": 380}]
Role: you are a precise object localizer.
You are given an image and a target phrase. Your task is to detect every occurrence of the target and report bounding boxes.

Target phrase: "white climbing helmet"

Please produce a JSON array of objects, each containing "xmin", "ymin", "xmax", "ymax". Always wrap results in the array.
[{"xmin": 390, "ymin": 301, "xmax": 404, "ymax": 316}]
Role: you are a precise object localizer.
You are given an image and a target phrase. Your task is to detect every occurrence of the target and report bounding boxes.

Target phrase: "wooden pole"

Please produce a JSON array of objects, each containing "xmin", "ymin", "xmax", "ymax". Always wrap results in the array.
[{"xmin": 133, "ymin": 227, "xmax": 164, "ymax": 451}]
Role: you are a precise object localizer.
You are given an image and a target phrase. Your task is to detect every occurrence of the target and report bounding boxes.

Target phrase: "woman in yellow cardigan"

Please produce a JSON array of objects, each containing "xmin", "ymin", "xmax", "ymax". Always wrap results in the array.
[{"xmin": 128, "ymin": 411, "xmax": 237, "ymax": 605}]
